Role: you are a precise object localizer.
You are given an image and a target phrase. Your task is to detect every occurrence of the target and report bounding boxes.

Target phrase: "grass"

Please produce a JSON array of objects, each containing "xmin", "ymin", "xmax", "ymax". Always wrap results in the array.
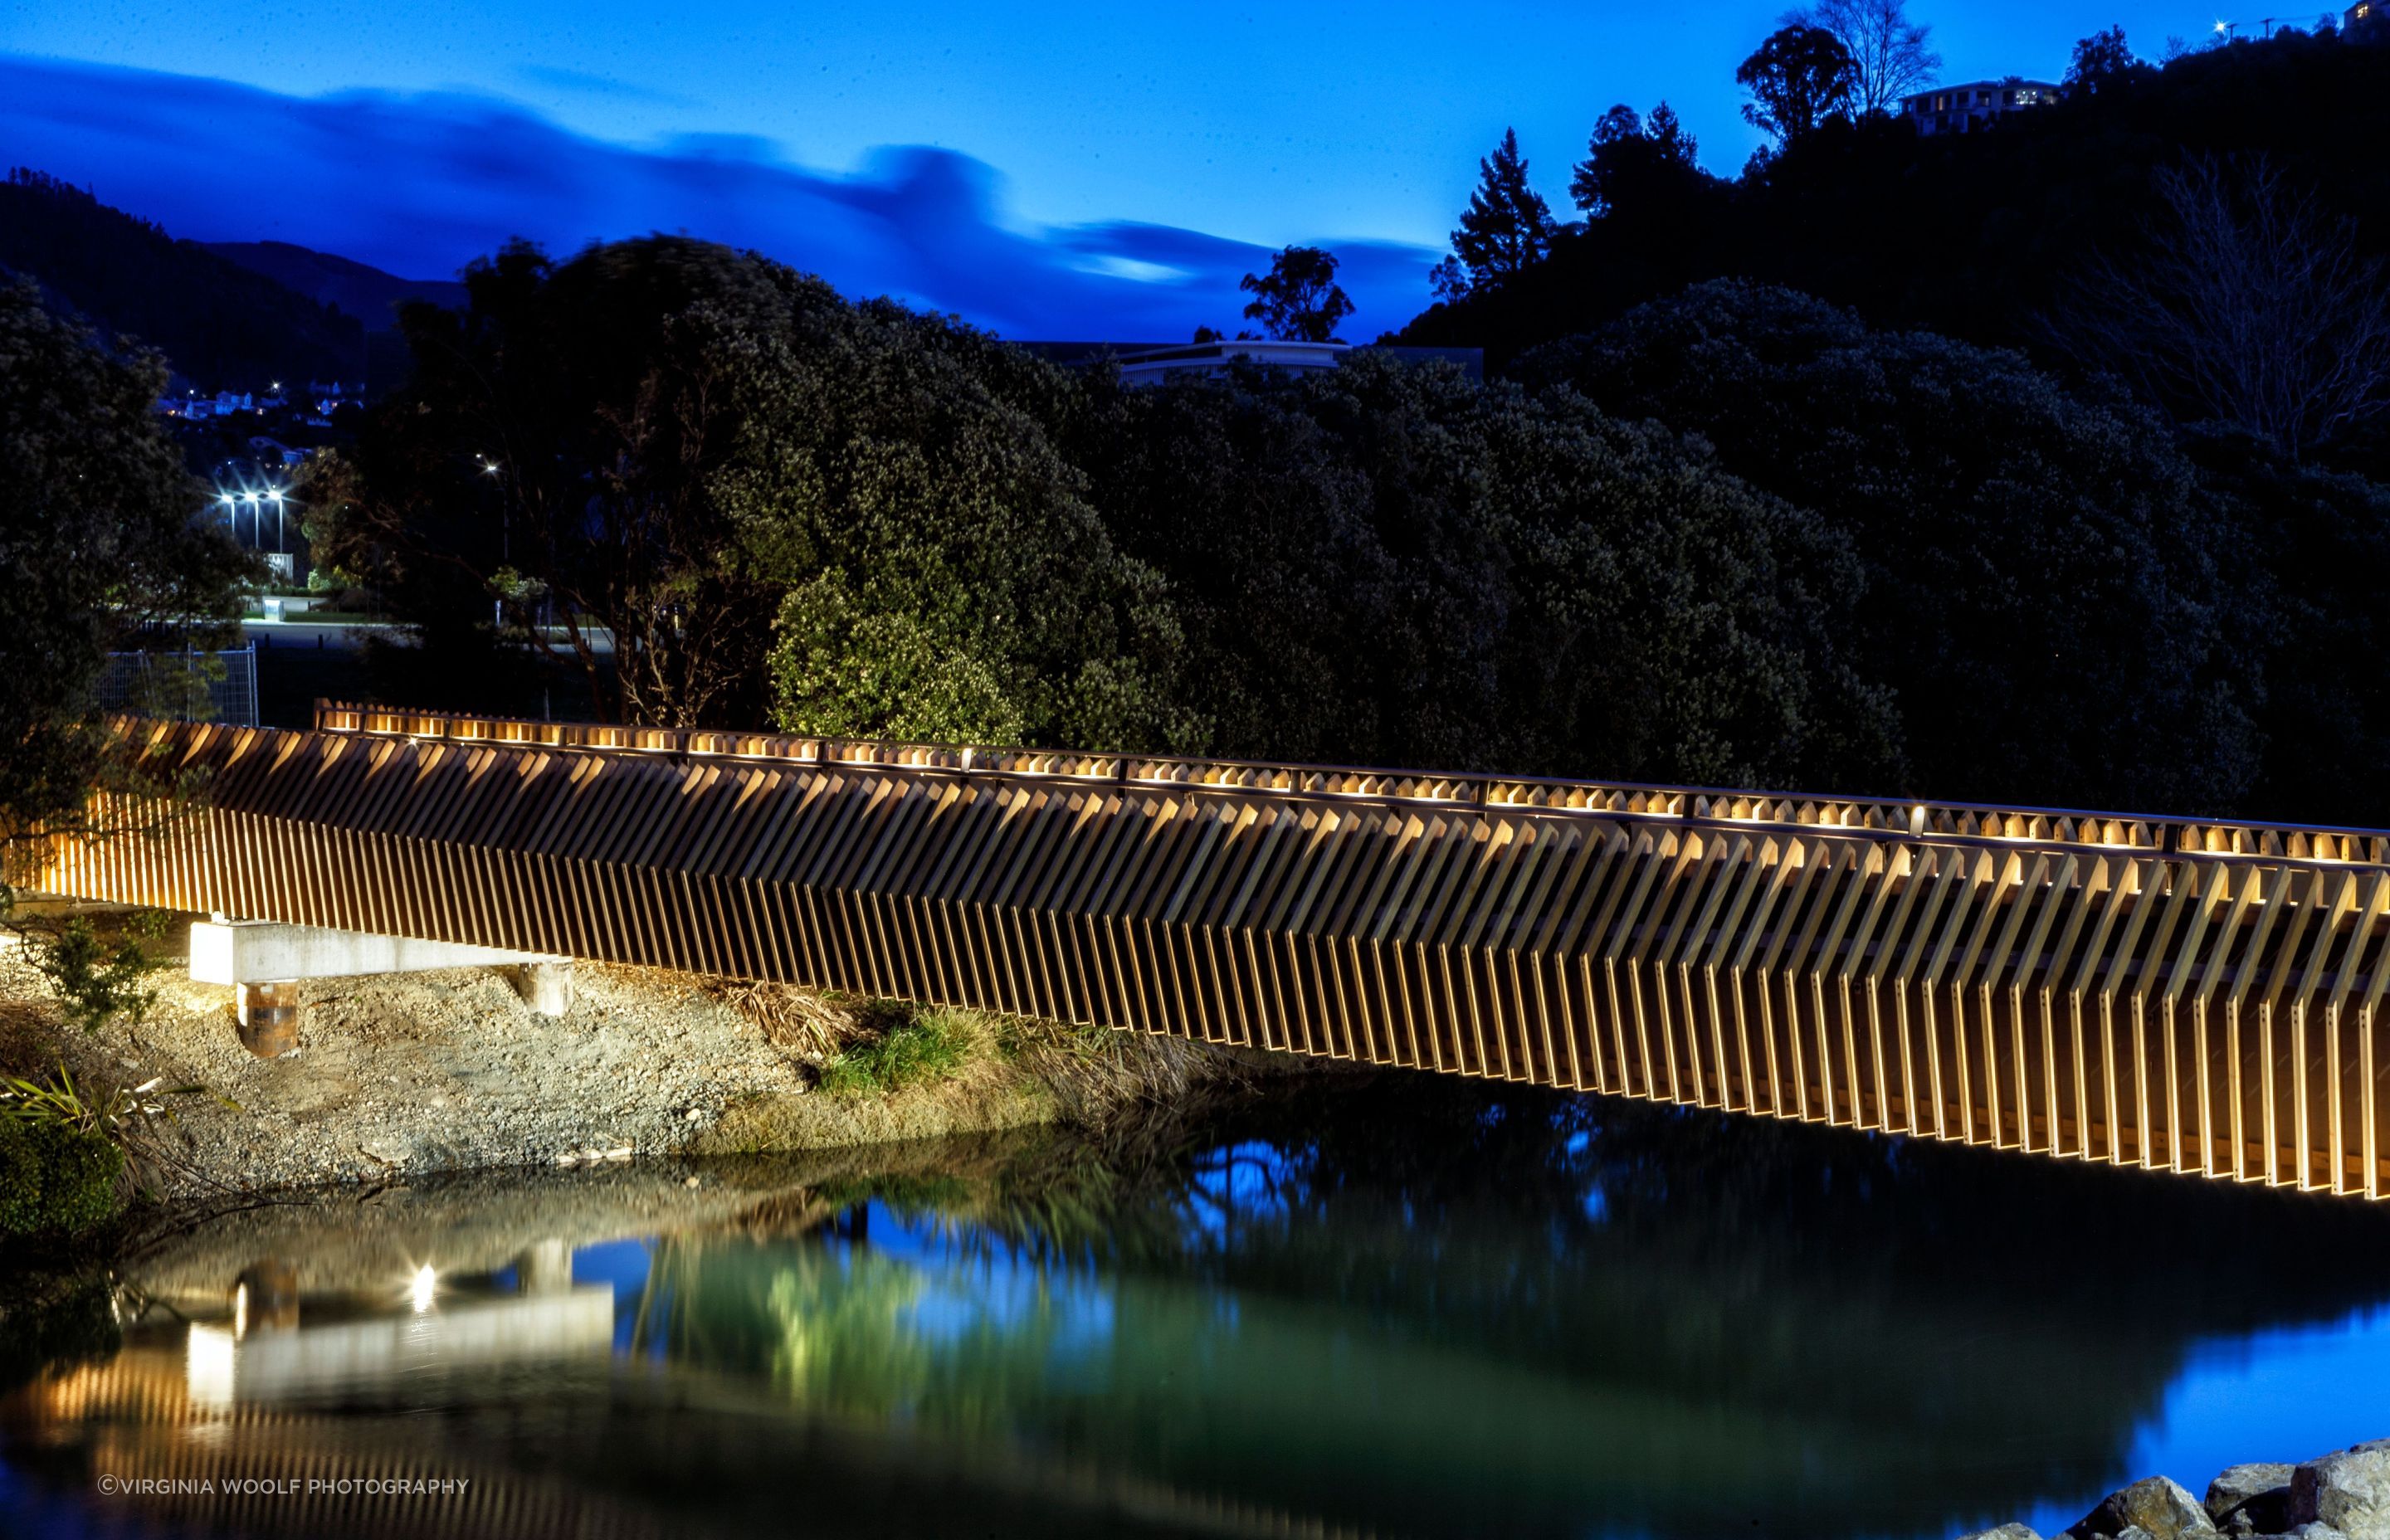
[
  {"xmin": 814, "ymin": 1005, "xmax": 976, "ymax": 1097},
  {"xmin": 695, "ymin": 974, "xmax": 1285, "ymax": 1131}
]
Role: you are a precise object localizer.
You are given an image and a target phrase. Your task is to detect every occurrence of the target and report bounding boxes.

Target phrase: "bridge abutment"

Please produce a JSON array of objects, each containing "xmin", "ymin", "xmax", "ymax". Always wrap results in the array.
[{"xmin": 193, "ymin": 919, "xmax": 576, "ymax": 1058}]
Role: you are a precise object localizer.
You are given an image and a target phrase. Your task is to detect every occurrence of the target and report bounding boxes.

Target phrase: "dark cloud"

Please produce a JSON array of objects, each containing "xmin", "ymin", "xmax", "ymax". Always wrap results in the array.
[{"xmin": 0, "ymin": 53, "xmax": 1437, "ymax": 340}]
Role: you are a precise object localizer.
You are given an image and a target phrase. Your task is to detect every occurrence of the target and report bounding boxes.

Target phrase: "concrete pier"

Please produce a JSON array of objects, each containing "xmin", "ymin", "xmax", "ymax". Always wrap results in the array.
[{"xmin": 193, "ymin": 919, "xmax": 576, "ymax": 1058}]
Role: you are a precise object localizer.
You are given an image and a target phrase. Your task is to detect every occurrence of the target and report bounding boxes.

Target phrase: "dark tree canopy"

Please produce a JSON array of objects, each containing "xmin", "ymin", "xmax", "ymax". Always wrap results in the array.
[
  {"xmin": 1449, "ymin": 129, "xmax": 1557, "ymax": 295},
  {"xmin": 1570, "ymin": 101, "xmax": 1706, "ymax": 219},
  {"xmin": 2066, "ymin": 25, "xmax": 2140, "ymax": 92},
  {"xmin": 335, "ymin": 236, "xmax": 1190, "ymax": 748},
  {"xmin": 1735, "ymin": 25, "xmax": 1858, "ymax": 148},
  {"xmin": 1519, "ymin": 281, "xmax": 2256, "ymax": 813},
  {"xmin": 0, "ymin": 279, "xmax": 253, "ymax": 836},
  {"xmin": 1238, "ymin": 246, "xmax": 1355, "ymax": 343},
  {"xmin": 1069, "ymin": 350, "xmax": 1900, "ymax": 790}
]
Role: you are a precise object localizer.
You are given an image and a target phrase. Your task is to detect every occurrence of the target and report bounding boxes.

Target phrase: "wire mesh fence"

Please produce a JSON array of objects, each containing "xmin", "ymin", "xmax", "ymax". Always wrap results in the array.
[{"xmin": 95, "ymin": 644, "xmax": 258, "ymax": 727}]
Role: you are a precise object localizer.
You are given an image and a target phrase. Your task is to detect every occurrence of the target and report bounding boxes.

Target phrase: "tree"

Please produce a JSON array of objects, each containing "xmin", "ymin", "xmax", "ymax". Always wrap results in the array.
[
  {"xmin": 1571, "ymin": 100, "xmax": 1705, "ymax": 218},
  {"xmin": 2066, "ymin": 25, "xmax": 2139, "ymax": 92},
  {"xmin": 2052, "ymin": 154, "xmax": 2390, "ymax": 461},
  {"xmin": 345, "ymin": 235, "xmax": 1194, "ymax": 747},
  {"xmin": 1735, "ymin": 25, "xmax": 1858, "ymax": 147},
  {"xmin": 1519, "ymin": 281, "xmax": 2257, "ymax": 813},
  {"xmin": 2184, "ymin": 427, "xmax": 2390, "ymax": 825},
  {"xmin": 1646, "ymin": 102, "xmax": 1698, "ymax": 164},
  {"xmin": 746, "ymin": 300, "xmax": 1197, "ymax": 752},
  {"xmin": 1238, "ymin": 246, "xmax": 1355, "ymax": 343},
  {"xmin": 0, "ymin": 278, "xmax": 252, "ymax": 842},
  {"xmin": 1450, "ymin": 129, "xmax": 1557, "ymax": 292},
  {"xmin": 1427, "ymin": 256, "xmax": 1469, "ymax": 304},
  {"xmin": 1069, "ymin": 350, "xmax": 1901, "ymax": 788},
  {"xmin": 339, "ymin": 237, "xmax": 803, "ymax": 726},
  {"xmin": 1793, "ymin": 0, "xmax": 1939, "ymax": 116}
]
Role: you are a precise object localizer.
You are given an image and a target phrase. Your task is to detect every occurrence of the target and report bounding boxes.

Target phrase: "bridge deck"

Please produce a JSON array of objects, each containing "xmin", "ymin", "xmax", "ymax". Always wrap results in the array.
[{"xmin": 18, "ymin": 704, "xmax": 2390, "ymax": 1199}]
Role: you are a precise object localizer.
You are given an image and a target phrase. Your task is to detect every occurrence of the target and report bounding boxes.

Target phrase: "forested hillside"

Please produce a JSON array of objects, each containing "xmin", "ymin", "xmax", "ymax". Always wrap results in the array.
[
  {"xmin": 1396, "ymin": 28, "xmax": 2390, "ymax": 434},
  {"xmin": 0, "ymin": 169, "xmax": 368, "ymax": 390}
]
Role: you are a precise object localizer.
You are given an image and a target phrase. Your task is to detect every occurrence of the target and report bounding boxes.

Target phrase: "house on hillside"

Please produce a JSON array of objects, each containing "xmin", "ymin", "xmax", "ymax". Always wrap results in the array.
[
  {"xmin": 1901, "ymin": 80, "xmax": 2061, "ymax": 136},
  {"xmin": 1020, "ymin": 338, "xmax": 1484, "ymax": 387},
  {"xmin": 2349, "ymin": 1, "xmax": 2386, "ymax": 39}
]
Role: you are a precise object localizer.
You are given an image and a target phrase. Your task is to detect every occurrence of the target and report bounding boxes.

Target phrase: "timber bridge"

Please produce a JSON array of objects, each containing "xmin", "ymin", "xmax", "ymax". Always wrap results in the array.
[{"xmin": 19, "ymin": 703, "xmax": 2390, "ymax": 1201}]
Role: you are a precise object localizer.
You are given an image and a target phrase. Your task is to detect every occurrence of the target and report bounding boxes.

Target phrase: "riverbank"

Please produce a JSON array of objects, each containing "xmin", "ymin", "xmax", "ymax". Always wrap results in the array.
[
  {"xmin": 1958, "ymin": 1452, "xmax": 2390, "ymax": 1539},
  {"xmin": 0, "ymin": 927, "xmax": 1289, "ymax": 1206}
]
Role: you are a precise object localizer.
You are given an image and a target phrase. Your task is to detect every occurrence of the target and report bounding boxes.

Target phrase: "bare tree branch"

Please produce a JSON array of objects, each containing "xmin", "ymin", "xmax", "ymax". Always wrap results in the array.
[
  {"xmin": 1794, "ymin": 0, "xmax": 1941, "ymax": 116},
  {"xmin": 2051, "ymin": 154, "xmax": 2390, "ymax": 461}
]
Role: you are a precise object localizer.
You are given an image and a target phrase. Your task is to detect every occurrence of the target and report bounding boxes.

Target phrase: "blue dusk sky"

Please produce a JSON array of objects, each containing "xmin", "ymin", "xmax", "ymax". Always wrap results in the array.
[{"xmin": 2, "ymin": 1, "xmax": 2237, "ymax": 338}]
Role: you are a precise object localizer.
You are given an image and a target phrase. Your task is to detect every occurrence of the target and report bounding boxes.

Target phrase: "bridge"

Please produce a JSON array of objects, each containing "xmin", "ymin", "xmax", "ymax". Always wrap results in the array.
[{"xmin": 17, "ymin": 702, "xmax": 2390, "ymax": 1201}]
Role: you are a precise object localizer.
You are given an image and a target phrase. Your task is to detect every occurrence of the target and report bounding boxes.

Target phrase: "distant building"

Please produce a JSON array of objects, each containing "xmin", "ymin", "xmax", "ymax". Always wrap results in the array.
[
  {"xmin": 1901, "ymin": 79, "xmax": 2062, "ymax": 136},
  {"xmin": 247, "ymin": 436, "xmax": 309, "ymax": 468},
  {"xmin": 1021, "ymin": 338, "xmax": 1484, "ymax": 387},
  {"xmin": 2349, "ymin": 1, "xmax": 2386, "ymax": 39}
]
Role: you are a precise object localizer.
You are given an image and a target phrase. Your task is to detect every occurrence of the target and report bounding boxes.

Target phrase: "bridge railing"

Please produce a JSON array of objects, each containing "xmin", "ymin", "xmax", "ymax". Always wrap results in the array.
[{"xmin": 312, "ymin": 699, "xmax": 2390, "ymax": 868}]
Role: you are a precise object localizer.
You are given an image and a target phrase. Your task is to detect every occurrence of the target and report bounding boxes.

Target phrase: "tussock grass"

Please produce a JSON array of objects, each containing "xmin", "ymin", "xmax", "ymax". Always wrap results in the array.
[
  {"xmin": 816, "ymin": 1008, "xmax": 974, "ymax": 1097},
  {"xmin": 697, "ymin": 975, "xmax": 1299, "ymax": 1137},
  {"xmin": 992, "ymin": 1016, "xmax": 1254, "ymax": 1128}
]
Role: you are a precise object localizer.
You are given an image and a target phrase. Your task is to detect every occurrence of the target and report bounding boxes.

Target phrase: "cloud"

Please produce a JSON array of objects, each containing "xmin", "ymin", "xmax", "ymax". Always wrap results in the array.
[
  {"xmin": 512, "ymin": 64, "xmax": 698, "ymax": 108},
  {"xmin": 0, "ymin": 53, "xmax": 1438, "ymax": 341}
]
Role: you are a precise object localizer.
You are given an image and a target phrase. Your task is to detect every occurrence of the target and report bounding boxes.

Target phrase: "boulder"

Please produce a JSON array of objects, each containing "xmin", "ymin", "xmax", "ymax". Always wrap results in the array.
[
  {"xmin": 2070, "ymin": 1476, "xmax": 2221, "ymax": 1539},
  {"xmin": 2209, "ymin": 1465, "xmax": 2297, "ymax": 1536},
  {"xmin": 2290, "ymin": 1442, "xmax": 2390, "ymax": 1539},
  {"xmin": 1955, "ymin": 1527, "xmax": 2044, "ymax": 1540}
]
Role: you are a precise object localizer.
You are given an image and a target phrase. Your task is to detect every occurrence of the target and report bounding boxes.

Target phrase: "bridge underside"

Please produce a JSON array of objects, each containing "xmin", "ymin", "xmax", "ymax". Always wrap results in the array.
[{"xmin": 17, "ymin": 705, "xmax": 2390, "ymax": 1200}]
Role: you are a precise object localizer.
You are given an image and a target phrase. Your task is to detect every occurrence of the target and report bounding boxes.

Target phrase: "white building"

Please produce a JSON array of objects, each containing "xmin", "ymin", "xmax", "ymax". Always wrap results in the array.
[{"xmin": 1901, "ymin": 80, "xmax": 2061, "ymax": 136}]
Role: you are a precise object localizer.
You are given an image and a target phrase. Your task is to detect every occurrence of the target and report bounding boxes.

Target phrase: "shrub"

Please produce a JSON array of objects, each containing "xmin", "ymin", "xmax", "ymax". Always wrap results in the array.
[
  {"xmin": 23, "ymin": 912, "xmax": 170, "ymax": 1035},
  {"xmin": 816, "ymin": 1007, "xmax": 973, "ymax": 1097},
  {"xmin": 0, "ymin": 1118, "xmax": 123, "ymax": 1239}
]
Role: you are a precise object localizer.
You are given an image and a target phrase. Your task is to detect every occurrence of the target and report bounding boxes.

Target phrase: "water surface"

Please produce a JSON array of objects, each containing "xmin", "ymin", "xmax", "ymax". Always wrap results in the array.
[{"xmin": 4, "ymin": 1079, "xmax": 2387, "ymax": 1539}]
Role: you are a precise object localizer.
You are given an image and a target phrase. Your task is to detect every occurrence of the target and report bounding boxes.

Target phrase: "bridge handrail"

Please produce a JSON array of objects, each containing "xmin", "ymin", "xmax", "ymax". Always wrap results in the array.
[{"xmin": 308, "ymin": 700, "xmax": 2390, "ymax": 867}]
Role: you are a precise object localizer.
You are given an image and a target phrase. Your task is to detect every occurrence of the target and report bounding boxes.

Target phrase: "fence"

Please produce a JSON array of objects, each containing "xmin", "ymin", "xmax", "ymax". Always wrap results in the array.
[{"xmin": 96, "ymin": 645, "xmax": 258, "ymax": 728}]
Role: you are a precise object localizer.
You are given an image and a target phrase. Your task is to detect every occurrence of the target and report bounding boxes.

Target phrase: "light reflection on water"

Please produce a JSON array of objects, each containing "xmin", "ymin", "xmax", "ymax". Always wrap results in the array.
[{"xmin": 3, "ymin": 1079, "xmax": 2388, "ymax": 1540}]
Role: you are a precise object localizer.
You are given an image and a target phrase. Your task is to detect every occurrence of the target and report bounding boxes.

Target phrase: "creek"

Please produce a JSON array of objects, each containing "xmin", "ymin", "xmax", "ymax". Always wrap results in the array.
[{"xmin": 4, "ymin": 1078, "xmax": 2387, "ymax": 1539}]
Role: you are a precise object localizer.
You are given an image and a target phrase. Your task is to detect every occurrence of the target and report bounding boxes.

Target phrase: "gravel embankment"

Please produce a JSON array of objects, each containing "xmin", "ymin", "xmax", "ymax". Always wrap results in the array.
[{"xmin": 0, "ymin": 945, "xmax": 815, "ymax": 1195}]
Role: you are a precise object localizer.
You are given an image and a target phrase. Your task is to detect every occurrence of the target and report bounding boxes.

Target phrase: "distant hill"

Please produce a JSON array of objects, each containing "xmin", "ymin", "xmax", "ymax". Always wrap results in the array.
[
  {"xmin": 0, "ymin": 168, "xmax": 373, "ymax": 392},
  {"xmin": 204, "ymin": 241, "xmax": 466, "ymax": 332},
  {"xmin": 1, "ymin": 166, "xmax": 378, "ymax": 394}
]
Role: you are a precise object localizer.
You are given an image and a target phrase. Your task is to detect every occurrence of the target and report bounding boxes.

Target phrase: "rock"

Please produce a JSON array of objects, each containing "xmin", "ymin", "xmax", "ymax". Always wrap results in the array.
[
  {"xmin": 358, "ymin": 1137, "xmax": 411, "ymax": 1167},
  {"xmin": 2210, "ymin": 1465, "xmax": 2297, "ymax": 1535},
  {"xmin": 2291, "ymin": 1442, "xmax": 2390, "ymax": 1539},
  {"xmin": 2071, "ymin": 1476, "xmax": 2222, "ymax": 1539},
  {"xmin": 1957, "ymin": 1527, "xmax": 2046, "ymax": 1540}
]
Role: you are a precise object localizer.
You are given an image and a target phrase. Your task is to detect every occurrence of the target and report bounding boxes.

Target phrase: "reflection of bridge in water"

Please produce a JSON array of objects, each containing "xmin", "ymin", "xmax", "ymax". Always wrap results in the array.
[{"xmin": 23, "ymin": 703, "xmax": 2390, "ymax": 1198}]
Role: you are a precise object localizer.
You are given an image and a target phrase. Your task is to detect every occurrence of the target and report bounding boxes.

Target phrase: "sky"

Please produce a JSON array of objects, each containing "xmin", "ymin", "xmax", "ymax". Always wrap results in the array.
[{"xmin": 0, "ymin": 1, "xmax": 2238, "ymax": 339}]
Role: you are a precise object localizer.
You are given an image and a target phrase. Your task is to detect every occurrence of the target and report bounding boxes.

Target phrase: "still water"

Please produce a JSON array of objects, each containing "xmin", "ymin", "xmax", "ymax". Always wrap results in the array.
[{"xmin": 3, "ymin": 1079, "xmax": 2388, "ymax": 1540}]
